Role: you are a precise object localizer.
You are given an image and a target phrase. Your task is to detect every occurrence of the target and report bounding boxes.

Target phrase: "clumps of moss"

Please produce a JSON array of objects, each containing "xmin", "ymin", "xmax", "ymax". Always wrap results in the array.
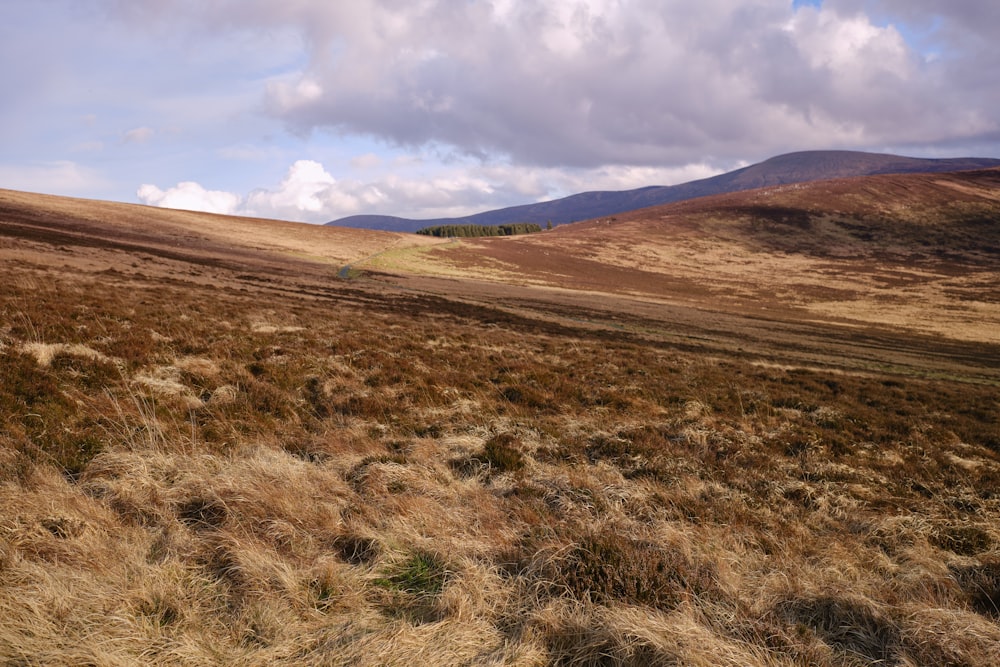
[{"xmin": 372, "ymin": 550, "xmax": 452, "ymax": 624}]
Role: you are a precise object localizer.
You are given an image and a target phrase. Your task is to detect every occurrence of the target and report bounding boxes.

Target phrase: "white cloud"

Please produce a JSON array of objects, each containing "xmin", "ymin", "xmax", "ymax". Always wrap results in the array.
[
  {"xmin": 123, "ymin": 126, "xmax": 155, "ymax": 144},
  {"xmin": 137, "ymin": 181, "xmax": 241, "ymax": 215},
  {"xmin": 0, "ymin": 161, "xmax": 109, "ymax": 196},
  {"xmin": 790, "ymin": 10, "xmax": 909, "ymax": 72},
  {"xmin": 133, "ymin": 155, "xmax": 724, "ymax": 224},
  {"xmin": 350, "ymin": 153, "xmax": 382, "ymax": 169},
  {"xmin": 150, "ymin": 0, "xmax": 982, "ymax": 169},
  {"xmin": 245, "ymin": 159, "xmax": 337, "ymax": 218}
]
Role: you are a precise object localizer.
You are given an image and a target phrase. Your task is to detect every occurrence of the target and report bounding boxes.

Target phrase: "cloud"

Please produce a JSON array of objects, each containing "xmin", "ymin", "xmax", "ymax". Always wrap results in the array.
[
  {"xmin": 241, "ymin": 159, "xmax": 529, "ymax": 221},
  {"xmin": 138, "ymin": 161, "xmax": 366, "ymax": 222},
  {"xmin": 137, "ymin": 181, "xmax": 241, "ymax": 215},
  {"xmin": 123, "ymin": 126, "xmax": 155, "ymax": 144},
  {"xmin": 245, "ymin": 159, "xmax": 338, "ymax": 219},
  {"xmin": 79, "ymin": 0, "xmax": 990, "ymax": 171},
  {"xmin": 231, "ymin": 0, "xmax": 997, "ymax": 166},
  {"xmin": 828, "ymin": 0, "xmax": 1000, "ymax": 42},
  {"xmin": 137, "ymin": 156, "xmax": 725, "ymax": 224},
  {"xmin": 58, "ymin": 0, "xmax": 1000, "ymax": 220},
  {"xmin": 0, "ymin": 161, "xmax": 109, "ymax": 196},
  {"xmin": 350, "ymin": 153, "xmax": 382, "ymax": 169},
  {"xmin": 824, "ymin": 1, "xmax": 1000, "ymax": 91},
  {"xmin": 546, "ymin": 163, "xmax": 725, "ymax": 193}
]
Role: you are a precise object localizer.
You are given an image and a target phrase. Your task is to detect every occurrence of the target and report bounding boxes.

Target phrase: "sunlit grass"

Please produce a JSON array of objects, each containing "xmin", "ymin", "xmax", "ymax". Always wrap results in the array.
[{"xmin": 2, "ymin": 262, "xmax": 998, "ymax": 665}]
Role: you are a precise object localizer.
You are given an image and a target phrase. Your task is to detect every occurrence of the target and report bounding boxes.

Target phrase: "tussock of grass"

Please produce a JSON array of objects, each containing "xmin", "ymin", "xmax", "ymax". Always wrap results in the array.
[
  {"xmin": 374, "ymin": 551, "xmax": 449, "ymax": 596},
  {"xmin": 517, "ymin": 524, "xmax": 721, "ymax": 610},
  {"xmin": 951, "ymin": 560, "xmax": 1000, "ymax": 618}
]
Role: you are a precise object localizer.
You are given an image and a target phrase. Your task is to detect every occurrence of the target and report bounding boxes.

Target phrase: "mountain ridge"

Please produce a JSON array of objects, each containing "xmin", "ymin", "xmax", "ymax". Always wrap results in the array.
[{"xmin": 327, "ymin": 150, "xmax": 1000, "ymax": 232}]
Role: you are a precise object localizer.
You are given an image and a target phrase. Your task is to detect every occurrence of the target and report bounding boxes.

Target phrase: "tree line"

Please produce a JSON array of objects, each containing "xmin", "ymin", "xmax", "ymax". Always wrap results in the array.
[{"xmin": 415, "ymin": 223, "xmax": 545, "ymax": 238}]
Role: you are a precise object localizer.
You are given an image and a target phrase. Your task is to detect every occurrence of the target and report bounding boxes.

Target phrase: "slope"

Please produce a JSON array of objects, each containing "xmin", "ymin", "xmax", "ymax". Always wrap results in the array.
[
  {"xmin": 365, "ymin": 167, "xmax": 1000, "ymax": 349},
  {"xmin": 0, "ymin": 188, "xmax": 443, "ymax": 279}
]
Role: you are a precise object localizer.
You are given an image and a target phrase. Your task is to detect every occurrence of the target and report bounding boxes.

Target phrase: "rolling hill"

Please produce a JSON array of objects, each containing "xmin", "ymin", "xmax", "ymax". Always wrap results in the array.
[
  {"xmin": 2, "ymin": 170, "xmax": 1000, "ymax": 665},
  {"xmin": 364, "ymin": 166, "xmax": 1000, "ymax": 351},
  {"xmin": 327, "ymin": 150, "xmax": 1000, "ymax": 232}
]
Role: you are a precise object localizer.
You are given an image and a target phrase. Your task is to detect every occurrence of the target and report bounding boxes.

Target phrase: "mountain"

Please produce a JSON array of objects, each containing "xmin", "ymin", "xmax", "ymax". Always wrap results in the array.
[{"xmin": 327, "ymin": 150, "xmax": 1000, "ymax": 232}]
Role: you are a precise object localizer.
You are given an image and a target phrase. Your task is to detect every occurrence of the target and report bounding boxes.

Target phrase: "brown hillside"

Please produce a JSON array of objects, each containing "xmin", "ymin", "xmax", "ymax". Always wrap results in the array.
[
  {"xmin": 0, "ymin": 188, "xmax": 443, "ymax": 278},
  {"xmin": 389, "ymin": 168, "xmax": 1000, "ymax": 346}
]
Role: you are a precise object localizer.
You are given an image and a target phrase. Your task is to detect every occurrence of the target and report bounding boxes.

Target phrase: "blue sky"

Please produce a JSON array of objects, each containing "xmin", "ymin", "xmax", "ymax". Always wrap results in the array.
[{"xmin": 2, "ymin": 0, "xmax": 999, "ymax": 223}]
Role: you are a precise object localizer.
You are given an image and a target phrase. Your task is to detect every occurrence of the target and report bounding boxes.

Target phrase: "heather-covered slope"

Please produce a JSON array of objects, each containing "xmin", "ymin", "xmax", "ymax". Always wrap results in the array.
[
  {"xmin": 0, "ymin": 188, "xmax": 443, "ymax": 275},
  {"xmin": 392, "ymin": 167, "xmax": 1000, "ymax": 346}
]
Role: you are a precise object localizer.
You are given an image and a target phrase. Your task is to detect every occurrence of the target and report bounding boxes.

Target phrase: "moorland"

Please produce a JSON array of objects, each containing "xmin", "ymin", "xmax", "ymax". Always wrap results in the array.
[{"xmin": 1, "ymin": 167, "xmax": 999, "ymax": 665}]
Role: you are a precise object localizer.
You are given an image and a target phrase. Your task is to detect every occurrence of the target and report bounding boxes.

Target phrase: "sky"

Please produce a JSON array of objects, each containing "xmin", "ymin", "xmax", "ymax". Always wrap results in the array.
[{"xmin": 2, "ymin": 0, "xmax": 999, "ymax": 224}]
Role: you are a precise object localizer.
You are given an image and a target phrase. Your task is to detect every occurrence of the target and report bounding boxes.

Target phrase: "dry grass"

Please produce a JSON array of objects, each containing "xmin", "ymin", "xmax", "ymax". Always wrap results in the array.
[{"xmin": 2, "ymin": 183, "xmax": 1000, "ymax": 664}]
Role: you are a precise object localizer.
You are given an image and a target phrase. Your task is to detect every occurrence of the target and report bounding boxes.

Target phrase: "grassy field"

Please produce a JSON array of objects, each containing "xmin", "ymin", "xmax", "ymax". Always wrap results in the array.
[{"xmin": 1, "ymin": 180, "xmax": 999, "ymax": 665}]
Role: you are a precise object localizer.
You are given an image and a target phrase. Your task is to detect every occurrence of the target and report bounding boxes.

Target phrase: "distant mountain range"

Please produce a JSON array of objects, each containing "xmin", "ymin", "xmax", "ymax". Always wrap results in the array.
[{"xmin": 326, "ymin": 150, "xmax": 1000, "ymax": 233}]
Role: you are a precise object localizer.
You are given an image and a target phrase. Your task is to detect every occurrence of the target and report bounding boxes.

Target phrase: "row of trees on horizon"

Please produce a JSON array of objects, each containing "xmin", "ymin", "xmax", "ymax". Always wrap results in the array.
[{"xmin": 415, "ymin": 222, "xmax": 546, "ymax": 238}]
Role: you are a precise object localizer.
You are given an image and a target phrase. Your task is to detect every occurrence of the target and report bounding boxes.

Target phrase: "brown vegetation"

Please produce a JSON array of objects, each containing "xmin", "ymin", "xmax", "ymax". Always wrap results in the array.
[
  {"xmin": 398, "ymin": 167, "xmax": 1000, "ymax": 346},
  {"xmin": 1, "ymin": 178, "xmax": 999, "ymax": 664}
]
